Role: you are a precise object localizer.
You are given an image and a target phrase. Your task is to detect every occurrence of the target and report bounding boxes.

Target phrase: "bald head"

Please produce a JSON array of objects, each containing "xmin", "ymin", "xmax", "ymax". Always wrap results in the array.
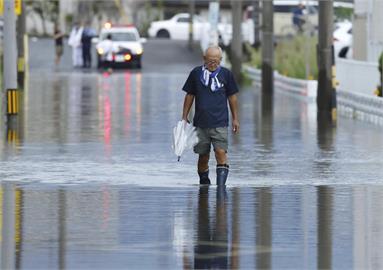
[
  {"xmin": 204, "ymin": 46, "xmax": 222, "ymax": 58},
  {"xmin": 204, "ymin": 46, "xmax": 222, "ymax": 71}
]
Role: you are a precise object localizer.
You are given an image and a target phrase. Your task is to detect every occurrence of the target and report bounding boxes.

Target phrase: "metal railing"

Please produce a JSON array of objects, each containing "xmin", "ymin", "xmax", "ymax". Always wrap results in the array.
[
  {"xmin": 245, "ymin": 66, "xmax": 317, "ymax": 101},
  {"xmin": 245, "ymin": 65, "xmax": 383, "ymax": 125}
]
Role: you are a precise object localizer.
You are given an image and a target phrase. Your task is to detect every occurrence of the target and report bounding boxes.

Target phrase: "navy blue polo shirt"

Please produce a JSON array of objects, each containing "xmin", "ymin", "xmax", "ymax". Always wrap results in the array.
[{"xmin": 182, "ymin": 65, "xmax": 239, "ymax": 128}]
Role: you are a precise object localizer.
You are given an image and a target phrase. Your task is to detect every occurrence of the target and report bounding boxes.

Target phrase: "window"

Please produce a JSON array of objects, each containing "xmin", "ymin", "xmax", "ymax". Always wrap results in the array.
[
  {"xmin": 177, "ymin": 17, "xmax": 190, "ymax": 23},
  {"xmin": 101, "ymin": 32, "xmax": 138, "ymax": 41}
]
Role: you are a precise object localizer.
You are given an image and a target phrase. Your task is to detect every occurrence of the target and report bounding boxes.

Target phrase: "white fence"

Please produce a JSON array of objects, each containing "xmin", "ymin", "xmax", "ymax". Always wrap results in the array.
[{"xmin": 245, "ymin": 65, "xmax": 383, "ymax": 124}]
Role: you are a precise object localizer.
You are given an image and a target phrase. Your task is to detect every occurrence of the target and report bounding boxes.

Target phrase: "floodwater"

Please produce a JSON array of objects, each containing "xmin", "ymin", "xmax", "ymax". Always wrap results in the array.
[
  {"xmin": 2, "ymin": 183, "xmax": 383, "ymax": 269},
  {"xmin": 1, "ymin": 39, "xmax": 383, "ymax": 269}
]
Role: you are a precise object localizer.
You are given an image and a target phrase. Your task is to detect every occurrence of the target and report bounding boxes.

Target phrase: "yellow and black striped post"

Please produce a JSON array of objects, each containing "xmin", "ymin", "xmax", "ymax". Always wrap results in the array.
[{"xmin": 7, "ymin": 88, "xmax": 19, "ymax": 115}]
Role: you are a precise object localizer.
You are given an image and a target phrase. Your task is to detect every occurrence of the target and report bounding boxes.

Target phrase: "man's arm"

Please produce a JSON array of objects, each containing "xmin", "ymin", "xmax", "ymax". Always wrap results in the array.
[
  {"xmin": 182, "ymin": 93, "xmax": 195, "ymax": 122},
  {"xmin": 228, "ymin": 94, "xmax": 239, "ymax": 133}
]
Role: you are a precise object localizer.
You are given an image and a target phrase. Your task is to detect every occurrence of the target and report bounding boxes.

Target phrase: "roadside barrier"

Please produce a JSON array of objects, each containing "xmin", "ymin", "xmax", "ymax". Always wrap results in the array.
[
  {"xmin": 245, "ymin": 66, "xmax": 383, "ymax": 125},
  {"xmin": 337, "ymin": 90, "xmax": 383, "ymax": 125},
  {"xmin": 245, "ymin": 66, "xmax": 317, "ymax": 101}
]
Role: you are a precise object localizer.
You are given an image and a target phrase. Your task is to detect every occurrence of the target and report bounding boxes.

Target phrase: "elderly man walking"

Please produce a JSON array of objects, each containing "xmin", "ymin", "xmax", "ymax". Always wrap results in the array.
[{"xmin": 181, "ymin": 46, "xmax": 240, "ymax": 185}]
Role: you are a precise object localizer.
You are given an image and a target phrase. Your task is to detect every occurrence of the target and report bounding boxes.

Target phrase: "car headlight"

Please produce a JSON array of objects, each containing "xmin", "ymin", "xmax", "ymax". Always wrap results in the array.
[{"xmin": 136, "ymin": 48, "xmax": 143, "ymax": 55}]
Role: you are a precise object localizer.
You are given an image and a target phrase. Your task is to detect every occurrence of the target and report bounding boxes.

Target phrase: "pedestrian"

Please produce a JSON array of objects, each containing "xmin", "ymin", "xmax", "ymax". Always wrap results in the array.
[
  {"xmin": 68, "ymin": 22, "xmax": 84, "ymax": 67},
  {"xmin": 97, "ymin": 34, "xmax": 114, "ymax": 71},
  {"xmin": 292, "ymin": 3, "xmax": 305, "ymax": 33},
  {"xmin": 181, "ymin": 46, "xmax": 239, "ymax": 185},
  {"xmin": 81, "ymin": 22, "xmax": 96, "ymax": 68},
  {"xmin": 53, "ymin": 23, "xmax": 65, "ymax": 67}
]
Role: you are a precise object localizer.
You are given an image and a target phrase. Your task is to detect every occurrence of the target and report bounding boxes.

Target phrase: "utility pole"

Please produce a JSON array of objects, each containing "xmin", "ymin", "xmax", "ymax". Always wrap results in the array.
[
  {"xmin": 188, "ymin": 0, "xmax": 195, "ymax": 50},
  {"xmin": 252, "ymin": 0, "xmax": 260, "ymax": 48},
  {"xmin": 317, "ymin": 0, "xmax": 336, "ymax": 121},
  {"xmin": 17, "ymin": 0, "xmax": 26, "ymax": 90},
  {"xmin": 3, "ymin": 0, "xmax": 19, "ymax": 118},
  {"xmin": 262, "ymin": 0, "xmax": 274, "ymax": 95},
  {"xmin": 231, "ymin": 0, "xmax": 243, "ymax": 82}
]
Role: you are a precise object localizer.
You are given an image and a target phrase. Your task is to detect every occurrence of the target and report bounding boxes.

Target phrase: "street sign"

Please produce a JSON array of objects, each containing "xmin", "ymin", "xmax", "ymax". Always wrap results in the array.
[{"xmin": 0, "ymin": 0, "xmax": 22, "ymax": 15}]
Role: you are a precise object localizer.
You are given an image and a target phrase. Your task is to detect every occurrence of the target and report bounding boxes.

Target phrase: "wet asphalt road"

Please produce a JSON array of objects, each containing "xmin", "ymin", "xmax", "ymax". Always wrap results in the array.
[{"xmin": 1, "ymin": 38, "xmax": 383, "ymax": 269}]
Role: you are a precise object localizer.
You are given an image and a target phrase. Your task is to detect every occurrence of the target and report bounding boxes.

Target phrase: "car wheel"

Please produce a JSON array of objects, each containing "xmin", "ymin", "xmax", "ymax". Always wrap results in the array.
[
  {"xmin": 156, "ymin": 29, "xmax": 170, "ymax": 39},
  {"xmin": 136, "ymin": 60, "xmax": 142, "ymax": 69}
]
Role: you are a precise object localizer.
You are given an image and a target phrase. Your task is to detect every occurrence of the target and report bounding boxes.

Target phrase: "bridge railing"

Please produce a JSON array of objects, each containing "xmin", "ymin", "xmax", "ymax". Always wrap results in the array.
[{"xmin": 245, "ymin": 66, "xmax": 383, "ymax": 124}]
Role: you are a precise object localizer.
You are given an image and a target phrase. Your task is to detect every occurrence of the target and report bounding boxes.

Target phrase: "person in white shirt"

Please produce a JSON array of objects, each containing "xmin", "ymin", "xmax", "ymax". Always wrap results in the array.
[
  {"xmin": 68, "ymin": 22, "xmax": 84, "ymax": 67},
  {"xmin": 98, "ymin": 34, "xmax": 114, "ymax": 68}
]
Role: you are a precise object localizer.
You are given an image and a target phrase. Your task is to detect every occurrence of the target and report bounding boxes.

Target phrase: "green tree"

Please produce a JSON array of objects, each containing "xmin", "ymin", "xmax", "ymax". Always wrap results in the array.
[{"xmin": 25, "ymin": 0, "xmax": 59, "ymax": 35}]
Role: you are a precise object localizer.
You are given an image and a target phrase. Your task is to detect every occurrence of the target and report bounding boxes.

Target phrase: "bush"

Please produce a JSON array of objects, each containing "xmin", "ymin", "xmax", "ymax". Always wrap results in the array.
[
  {"xmin": 247, "ymin": 35, "xmax": 318, "ymax": 80},
  {"xmin": 377, "ymin": 52, "xmax": 383, "ymax": 97}
]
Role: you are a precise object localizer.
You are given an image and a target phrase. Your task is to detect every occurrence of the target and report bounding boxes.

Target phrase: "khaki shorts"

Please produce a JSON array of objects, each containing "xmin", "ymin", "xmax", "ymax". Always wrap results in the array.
[{"xmin": 194, "ymin": 127, "xmax": 228, "ymax": 155}]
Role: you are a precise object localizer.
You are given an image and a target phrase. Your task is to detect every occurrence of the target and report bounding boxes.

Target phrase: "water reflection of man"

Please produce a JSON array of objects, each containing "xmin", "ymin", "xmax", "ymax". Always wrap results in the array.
[{"xmin": 194, "ymin": 186, "xmax": 229, "ymax": 269}]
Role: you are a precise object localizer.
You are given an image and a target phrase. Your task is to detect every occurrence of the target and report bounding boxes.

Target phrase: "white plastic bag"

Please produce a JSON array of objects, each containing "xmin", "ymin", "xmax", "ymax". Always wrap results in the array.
[{"xmin": 172, "ymin": 120, "xmax": 199, "ymax": 161}]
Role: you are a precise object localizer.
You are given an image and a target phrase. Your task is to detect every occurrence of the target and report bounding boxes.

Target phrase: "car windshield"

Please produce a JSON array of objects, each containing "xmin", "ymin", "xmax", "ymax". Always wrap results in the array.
[{"xmin": 101, "ymin": 32, "xmax": 137, "ymax": 41}]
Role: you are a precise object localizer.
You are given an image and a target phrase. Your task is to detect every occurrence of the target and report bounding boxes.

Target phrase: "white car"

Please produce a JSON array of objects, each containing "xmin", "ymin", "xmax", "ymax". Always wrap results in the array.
[
  {"xmin": 95, "ymin": 23, "xmax": 145, "ymax": 68},
  {"xmin": 333, "ymin": 21, "xmax": 352, "ymax": 59},
  {"xmin": 148, "ymin": 13, "xmax": 207, "ymax": 40}
]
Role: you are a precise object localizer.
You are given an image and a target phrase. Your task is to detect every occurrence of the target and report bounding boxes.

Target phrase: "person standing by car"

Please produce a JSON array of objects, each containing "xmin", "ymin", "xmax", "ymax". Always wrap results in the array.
[
  {"xmin": 53, "ymin": 23, "xmax": 65, "ymax": 67},
  {"xmin": 81, "ymin": 22, "xmax": 96, "ymax": 68},
  {"xmin": 181, "ymin": 46, "xmax": 239, "ymax": 186},
  {"xmin": 68, "ymin": 22, "xmax": 83, "ymax": 67},
  {"xmin": 97, "ymin": 34, "xmax": 114, "ymax": 70}
]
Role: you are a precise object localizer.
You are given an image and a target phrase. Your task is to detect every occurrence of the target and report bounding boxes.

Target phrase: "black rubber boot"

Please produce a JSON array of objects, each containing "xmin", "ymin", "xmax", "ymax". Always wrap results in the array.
[
  {"xmin": 198, "ymin": 170, "xmax": 211, "ymax": 185},
  {"xmin": 216, "ymin": 164, "xmax": 229, "ymax": 186}
]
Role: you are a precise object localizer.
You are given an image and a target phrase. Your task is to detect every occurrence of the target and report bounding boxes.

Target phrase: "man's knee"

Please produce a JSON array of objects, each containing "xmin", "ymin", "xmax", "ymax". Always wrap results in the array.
[
  {"xmin": 214, "ymin": 148, "xmax": 226, "ymax": 155},
  {"xmin": 214, "ymin": 148, "xmax": 227, "ymax": 163}
]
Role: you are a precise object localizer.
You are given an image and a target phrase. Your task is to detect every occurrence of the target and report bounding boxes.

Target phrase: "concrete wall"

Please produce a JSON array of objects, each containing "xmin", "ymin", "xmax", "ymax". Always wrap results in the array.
[
  {"xmin": 353, "ymin": 0, "xmax": 383, "ymax": 62},
  {"xmin": 336, "ymin": 58, "xmax": 380, "ymax": 95}
]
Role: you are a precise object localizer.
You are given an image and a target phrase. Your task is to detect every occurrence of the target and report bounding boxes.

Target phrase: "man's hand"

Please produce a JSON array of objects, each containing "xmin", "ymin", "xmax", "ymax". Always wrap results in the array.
[
  {"xmin": 232, "ymin": 119, "xmax": 240, "ymax": 134},
  {"xmin": 228, "ymin": 94, "xmax": 239, "ymax": 134},
  {"xmin": 182, "ymin": 117, "xmax": 190, "ymax": 124},
  {"xmin": 182, "ymin": 94, "xmax": 194, "ymax": 124}
]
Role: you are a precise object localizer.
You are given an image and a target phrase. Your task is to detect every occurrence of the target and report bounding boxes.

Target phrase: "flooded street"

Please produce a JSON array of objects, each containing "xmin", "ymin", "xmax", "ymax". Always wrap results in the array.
[
  {"xmin": 3, "ymin": 184, "xmax": 383, "ymax": 269},
  {"xmin": 1, "ymin": 39, "xmax": 383, "ymax": 269}
]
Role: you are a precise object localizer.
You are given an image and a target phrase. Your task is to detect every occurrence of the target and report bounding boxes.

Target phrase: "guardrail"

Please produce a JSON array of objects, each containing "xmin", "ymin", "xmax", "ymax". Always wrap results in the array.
[
  {"xmin": 337, "ymin": 89, "xmax": 383, "ymax": 124},
  {"xmin": 245, "ymin": 66, "xmax": 317, "ymax": 101},
  {"xmin": 245, "ymin": 66, "xmax": 383, "ymax": 124}
]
